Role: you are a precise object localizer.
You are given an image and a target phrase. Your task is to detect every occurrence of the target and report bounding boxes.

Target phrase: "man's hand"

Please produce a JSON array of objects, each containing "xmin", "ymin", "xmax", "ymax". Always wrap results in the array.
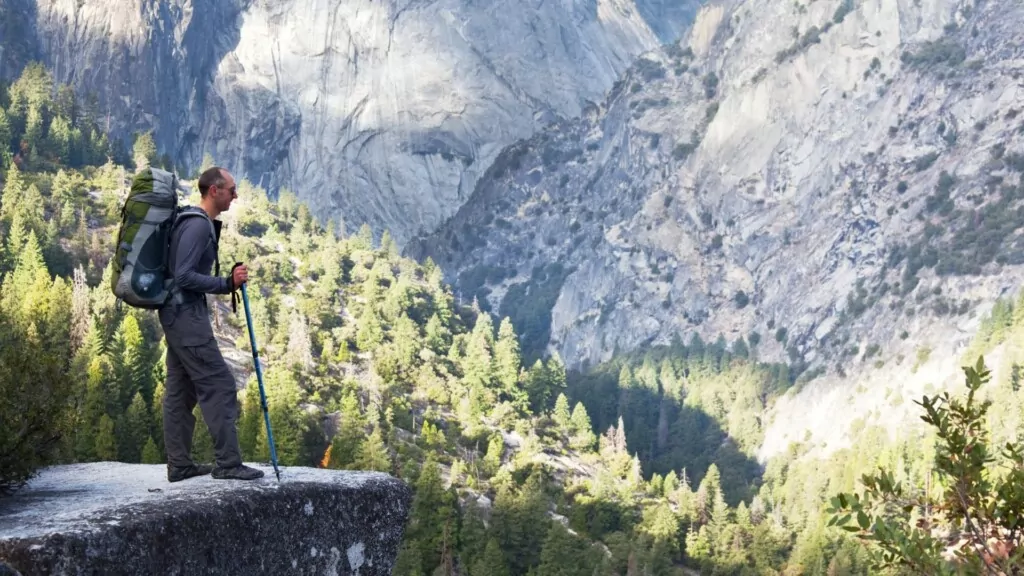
[{"xmin": 231, "ymin": 263, "xmax": 249, "ymax": 289}]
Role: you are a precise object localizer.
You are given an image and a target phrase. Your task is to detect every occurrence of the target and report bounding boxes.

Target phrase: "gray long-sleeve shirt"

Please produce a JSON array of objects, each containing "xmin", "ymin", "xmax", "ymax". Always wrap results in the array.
[
  {"xmin": 169, "ymin": 215, "xmax": 232, "ymax": 297},
  {"xmin": 158, "ymin": 211, "xmax": 232, "ymax": 346}
]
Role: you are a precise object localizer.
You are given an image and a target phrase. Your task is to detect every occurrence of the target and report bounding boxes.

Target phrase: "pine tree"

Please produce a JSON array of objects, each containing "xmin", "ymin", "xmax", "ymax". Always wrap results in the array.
[
  {"xmin": 326, "ymin": 392, "xmax": 364, "ymax": 469},
  {"xmin": 1, "ymin": 211, "xmax": 24, "ymax": 273},
  {"xmin": 424, "ymin": 313, "xmax": 450, "ymax": 353},
  {"xmin": 117, "ymin": 392, "xmax": 150, "ymax": 463},
  {"xmin": 685, "ymin": 525, "xmax": 713, "ymax": 565},
  {"xmin": 94, "ymin": 414, "xmax": 118, "ymax": 460},
  {"xmin": 569, "ymin": 402, "xmax": 597, "ymax": 451},
  {"xmin": 0, "ymin": 107, "xmax": 11, "ymax": 169},
  {"xmin": 22, "ymin": 105, "xmax": 43, "ymax": 158},
  {"xmin": 141, "ymin": 436, "xmax": 162, "ymax": 464},
  {"xmin": 354, "ymin": 425, "xmax": 391, "ymax": 472},
  {"xmin": 484, "ymin": 433, "xmax": 504, "ymax": 474},
  {"xmin": 391, "ymin": 313, "xmax": 421, "ymax": 374},
  {"xmin": 356, "ymin": 310, "xmax": 383, "ymax": 351},
  {"xmin": 199, "ymin": 152, "xmax": 215, "ymax": 174},
  {"xmin": 463, "ymin": 312, "xmax": 494, "ymax": 391},
  {"xmin": 18, "ymin": 183, "xmax": 45, "ymax": 233},
  {"xmin": 408, "ymin": 456, "xmax": 454, "ymax": 574},
  {"xmin": 525, "ymin": 359, "xmax": 550, "ymax": 413},
  {"xmin": 538, "ymin": 522, "xmax": 592, "ymax": 576},
  {"xmin": 239, "ymin": 377, "xmax": 262, "ymax": 459},
  {"xmin": 459, "ymin": 501, "xmax": 488, "ymax": 571},
  {"xmin": 494, "ymin": 318, "xmax": 524, "ymax": 404},
  {"xmin": 132, "ymin": 131, "xmax": 157, "ymax": 171},
  {"xmin": 553, "ymin": 393, "xmax": 572, "ymax": 432},
  {"xmin": 663, "ymin": 470, "xmax": 680, "ymax": 498},
  {"xmin": 70, "ymin": 266, "xmax": 90, "ymax": 353},
  {"xmin": 1, "ymin": 229, "xmax": 47, "ymax": 318},
  {"xmin": 472, "ymin": 538, "xmax": 510, "ymax": 576},
  {"xmin": 353, "ymin": 223, "xmax": 374, "ymax": 251},
  {"xmin": 257, "ymin": 369, "xmax": 309, "ymax": 466},
  {"xmin": 392, "ymin": 540, "xmax": 425, "ymax": 576},
  {"xmin": 0, "ymin": 161, "xmax": 24, "ymax": 222},
  {"xmin": 49, "ymin": 114, "xmax": 72, "ymax": 161},
  {"xmin": 492, "ymin": 471, "xmax": 550, "ymax": 574},
  {"xmin": 150, "ymin": 368, "xmax": 165, "ymax": 449},
  {"xmin": 614, "ymin": 416, "xmax": 628, "ymax": 453},
  {"xmin": 114, "ymin": 314, "xmax": 149, "ymax": 410},
  {"xmin": 192, "ymin": 405, "xmax": 215, "ymax": 464},
  {"xmin": 285, "ymin": 310, "xmax": 314, "ymax": 370}
]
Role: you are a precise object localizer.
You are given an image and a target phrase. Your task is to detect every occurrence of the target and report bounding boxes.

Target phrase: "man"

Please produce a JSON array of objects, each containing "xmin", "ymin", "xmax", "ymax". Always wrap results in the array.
[{"xmin": 159, "ymin": 166, "xmax": 264, "ymax": 482}]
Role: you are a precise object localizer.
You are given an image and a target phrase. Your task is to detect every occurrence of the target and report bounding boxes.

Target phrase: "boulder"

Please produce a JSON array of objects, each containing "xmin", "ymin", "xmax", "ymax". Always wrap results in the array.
[{"xmin": 0, "ymin": 462, "xmax": 411, "ymax": 575}]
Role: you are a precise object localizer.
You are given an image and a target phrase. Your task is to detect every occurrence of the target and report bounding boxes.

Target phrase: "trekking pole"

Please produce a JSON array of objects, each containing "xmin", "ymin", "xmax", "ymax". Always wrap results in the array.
[{"xmin": 240, "ymin": 282, "xmax": 281, "ymax": 481}]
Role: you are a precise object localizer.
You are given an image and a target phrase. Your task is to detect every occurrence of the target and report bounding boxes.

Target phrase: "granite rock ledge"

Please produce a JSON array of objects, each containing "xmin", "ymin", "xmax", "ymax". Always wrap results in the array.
[{"xmin": 0, "ymin": 462, "xmax": 411, "ymax": 575}]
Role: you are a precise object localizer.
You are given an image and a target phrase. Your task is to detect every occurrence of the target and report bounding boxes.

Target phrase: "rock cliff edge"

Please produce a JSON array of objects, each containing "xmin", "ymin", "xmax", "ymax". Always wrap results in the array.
[{"xmin": 0, "ymin": 462, "xmax": 411, "ymax": 576}]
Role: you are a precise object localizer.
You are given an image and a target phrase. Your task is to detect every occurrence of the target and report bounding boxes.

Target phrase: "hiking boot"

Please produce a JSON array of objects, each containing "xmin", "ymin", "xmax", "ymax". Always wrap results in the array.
[
  {"xmin": 211, "ymin": 464, "xmax": 265, "ymax": 480},
  {"xmin": 168, "ymin": 463, "xmax": 214, "ymax": 483}
]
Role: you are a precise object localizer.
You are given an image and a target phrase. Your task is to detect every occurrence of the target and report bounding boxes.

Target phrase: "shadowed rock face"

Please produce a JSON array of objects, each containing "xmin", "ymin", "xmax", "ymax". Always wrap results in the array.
[
  {"xmin": 0, "ymin": 463, "xmax": 411, "ymax": 576},
  {"xmin": 1, "ymin": 0, "xmax": 701, "ymax": 247}
]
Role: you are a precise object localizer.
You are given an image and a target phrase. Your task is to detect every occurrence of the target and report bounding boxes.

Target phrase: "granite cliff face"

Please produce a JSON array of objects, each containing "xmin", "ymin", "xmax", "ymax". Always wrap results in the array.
[
  {"xmin": 1, "ymin": 0, "xmax": 699, "ymax": 245},
  {"xmin": 407, "ymin": 0, "xmax": 1024, "ymax": 457}
]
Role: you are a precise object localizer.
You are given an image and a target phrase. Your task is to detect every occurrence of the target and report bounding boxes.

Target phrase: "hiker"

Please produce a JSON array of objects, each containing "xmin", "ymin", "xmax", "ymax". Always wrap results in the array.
[{"xmin": 159, "ymin": 167, "xmax": 264, "ymax": 482}]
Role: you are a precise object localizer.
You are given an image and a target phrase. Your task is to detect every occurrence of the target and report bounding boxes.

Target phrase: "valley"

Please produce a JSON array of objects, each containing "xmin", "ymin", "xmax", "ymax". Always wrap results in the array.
[{"xmin": 3, "ymin": 0, "xmax": 1024, "ymax": 573}]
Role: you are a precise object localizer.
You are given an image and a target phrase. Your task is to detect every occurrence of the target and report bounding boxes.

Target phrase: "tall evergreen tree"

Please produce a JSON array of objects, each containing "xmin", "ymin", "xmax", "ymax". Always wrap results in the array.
[
  {"xmin": 569, "ymin": 402, "xmax": 597, "ymax": 451},
  {"xmin": 472, "ymin": 538, "xmax": 510, "ymax": 576},
  {"xmin": 325, "ymin": 392, "xmax": 364, "ymax": 469},
  {"xmin": 94, "ymin": 414, "xmax": 117, "ymax": 460},
  {"xmin": 114, "ymin": 313, "xmax": 149, "ymax": 410},
  {"xmin": 0, "ymin": 161, "xmax": 24, "ymax": 222},
  {"xmin": 408, "ymin": 456, "xmax": 455, "ymax": 575},
  {"xmin": 141, "ymin": 436, "xmax": 162, "ymax": 464},
  {"xmin": 354, "ymin": 425, "xmax": 391, "ymax": 472},
  {"xmin": 117, "ymin": 392, "xmax": 150, "ymax": 463},
  {"xmin": 494, "ymin": 318, "xmax": 524, "ymax": 405},
  {"xmin": 0, "ymin": 107, "xmax": 11, "ymax": 169},
  {"xmin": 132, "ymin": 131, "xmax": 157, "ymax": 171},
  {"xmin": 553, "ymin": 393, "xmax": 572, "ymax": 432}
]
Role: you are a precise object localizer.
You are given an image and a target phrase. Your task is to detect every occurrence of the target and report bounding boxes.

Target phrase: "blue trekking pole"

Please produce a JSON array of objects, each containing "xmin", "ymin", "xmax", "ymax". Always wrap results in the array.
[{"xmin": 240, "ymin": 282, "xmax": 281, "ymax": 481}]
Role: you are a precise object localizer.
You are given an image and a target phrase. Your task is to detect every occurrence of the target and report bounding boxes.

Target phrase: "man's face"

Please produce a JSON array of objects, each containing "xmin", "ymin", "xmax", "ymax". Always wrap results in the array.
[{"xmin": 211, "ymin": 171, "xmax": 237, "ymax": 212}]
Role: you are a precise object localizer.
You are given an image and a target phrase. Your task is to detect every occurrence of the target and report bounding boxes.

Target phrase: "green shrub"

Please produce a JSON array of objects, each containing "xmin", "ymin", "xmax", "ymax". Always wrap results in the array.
[{"xmin": 829, "ymin": 358, "xmax": 1024, "ymax": 574}]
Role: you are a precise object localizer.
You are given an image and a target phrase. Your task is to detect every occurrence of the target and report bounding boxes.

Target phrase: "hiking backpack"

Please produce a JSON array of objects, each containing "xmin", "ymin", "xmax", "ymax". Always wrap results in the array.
[{"xmin": 110, "ymin": 167, "xmax": 214, "ymax": 309}]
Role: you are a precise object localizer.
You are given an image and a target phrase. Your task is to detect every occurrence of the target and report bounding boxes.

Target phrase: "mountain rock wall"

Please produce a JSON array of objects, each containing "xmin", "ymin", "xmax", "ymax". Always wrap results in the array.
[
  {"xmin": 408, "ymin": 0, "xmax": 1024, "ymax": 458},
  {"xmin": 2, "ymin": 0, "xmax": 699, "ymax": 245}
]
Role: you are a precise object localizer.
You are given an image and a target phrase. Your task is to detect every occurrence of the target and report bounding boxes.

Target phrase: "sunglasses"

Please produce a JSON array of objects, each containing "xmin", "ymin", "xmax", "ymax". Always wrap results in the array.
[{"xmin": 215, "ymin": 185, "xmax": 238, "ymax": 198}]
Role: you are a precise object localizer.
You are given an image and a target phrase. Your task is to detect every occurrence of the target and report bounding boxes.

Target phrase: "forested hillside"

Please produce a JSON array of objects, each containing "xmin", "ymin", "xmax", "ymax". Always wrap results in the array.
[{"xmin": 2, "ymin": 62, "xmax": 1023, "ymax": 575}]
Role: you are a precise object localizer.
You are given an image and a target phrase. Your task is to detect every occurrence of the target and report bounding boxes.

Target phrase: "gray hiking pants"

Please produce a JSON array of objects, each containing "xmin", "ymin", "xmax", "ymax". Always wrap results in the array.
[{"xmin": 160, "ymin": 301, "xmax": 243, "ymax": 469}]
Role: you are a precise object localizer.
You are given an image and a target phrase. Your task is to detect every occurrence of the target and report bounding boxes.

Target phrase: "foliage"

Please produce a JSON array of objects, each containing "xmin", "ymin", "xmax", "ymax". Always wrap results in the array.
[
  {"xmin": 829, "ymin": 357, "xmax": 1024, "ymax": 574},
  {"xmin": 6, "ymin": 58, "xmax": 1024, "ymax": 576}
]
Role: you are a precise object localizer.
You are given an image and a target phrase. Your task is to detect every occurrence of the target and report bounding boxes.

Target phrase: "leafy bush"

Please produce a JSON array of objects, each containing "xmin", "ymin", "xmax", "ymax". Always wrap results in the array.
[{"xmin": 829, "ymin": 358, "xmax": 1024, "ymax": 574}]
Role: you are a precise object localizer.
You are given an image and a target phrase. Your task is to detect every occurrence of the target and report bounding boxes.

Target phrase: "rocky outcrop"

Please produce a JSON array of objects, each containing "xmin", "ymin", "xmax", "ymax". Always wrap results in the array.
[
  {"xmin": 2, "ymin": 0, "xmax": 700, "ymax": 246},
  {"xmin": 0, "ymin": 463, "xmax": 411, "ymax": 575},
  {"xmin": 408, "ymin": 0, "xmax": 1024, "ymax": 457}
]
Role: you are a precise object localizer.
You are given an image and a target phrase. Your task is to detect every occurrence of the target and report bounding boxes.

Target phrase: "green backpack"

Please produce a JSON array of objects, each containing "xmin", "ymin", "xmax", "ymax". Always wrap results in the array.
[{"xmin": 110, "ymin": 167, "xmax": 213, "ymax": 309}]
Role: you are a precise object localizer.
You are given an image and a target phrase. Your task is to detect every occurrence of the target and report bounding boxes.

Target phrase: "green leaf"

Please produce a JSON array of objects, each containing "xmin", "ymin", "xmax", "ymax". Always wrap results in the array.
[{"xmin": 858, "ymin": 510, "xmax": 870, "ymax": 529}]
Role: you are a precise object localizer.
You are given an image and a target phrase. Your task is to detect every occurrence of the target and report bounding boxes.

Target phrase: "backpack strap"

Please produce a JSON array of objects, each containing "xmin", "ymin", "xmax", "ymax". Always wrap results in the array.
[{"xmin": 167, "ymin": 207, "xmax": 219, "ymax": 307}]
